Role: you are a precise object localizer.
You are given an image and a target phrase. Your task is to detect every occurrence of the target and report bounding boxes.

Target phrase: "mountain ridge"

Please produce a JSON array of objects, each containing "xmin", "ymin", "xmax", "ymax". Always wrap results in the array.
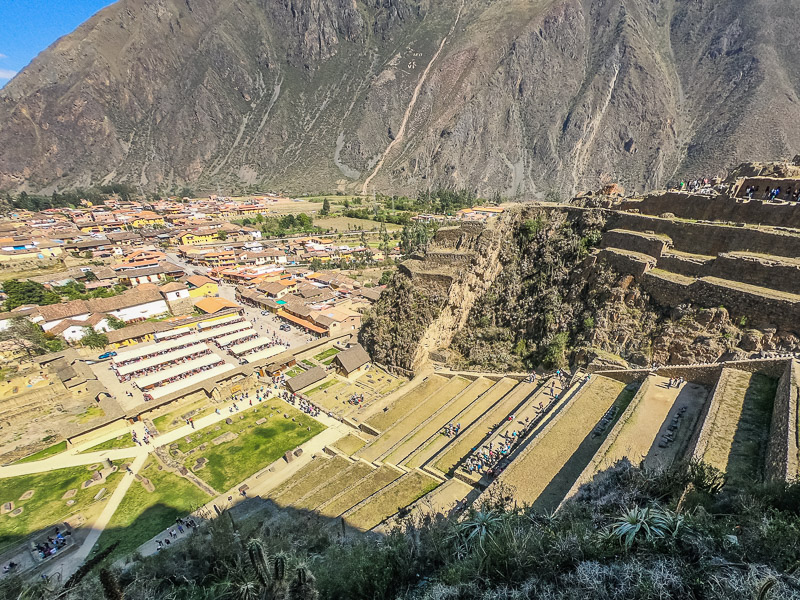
[{"xmin": 1, "ymin": 0, "xmax": 799, "ymax": 196}]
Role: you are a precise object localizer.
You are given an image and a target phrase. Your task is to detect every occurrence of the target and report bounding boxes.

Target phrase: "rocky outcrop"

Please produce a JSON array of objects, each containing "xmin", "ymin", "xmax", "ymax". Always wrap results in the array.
[{"xmin": 1, "ymin": 0, "xmax": 799, "ymax": 195}]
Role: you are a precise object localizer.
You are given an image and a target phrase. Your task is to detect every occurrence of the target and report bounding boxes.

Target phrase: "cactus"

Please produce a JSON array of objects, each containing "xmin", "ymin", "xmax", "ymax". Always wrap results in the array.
[
  {"xmin": 273, "ymin": 555, "xmax": 286, "ymax": 582},
  {"xmin": 288, "ymin": 566, "xmax": 318, "ymax": 600},
  {"xmin": 247, "ymin": 539, "xmax": 271, "ymax": 588}
]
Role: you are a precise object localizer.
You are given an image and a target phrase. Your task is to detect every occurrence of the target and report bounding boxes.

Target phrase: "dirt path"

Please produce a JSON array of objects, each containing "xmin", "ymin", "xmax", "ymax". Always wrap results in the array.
[{"xmin": 360, "ymin": 0, "xmax": 465, "ymax": 195}]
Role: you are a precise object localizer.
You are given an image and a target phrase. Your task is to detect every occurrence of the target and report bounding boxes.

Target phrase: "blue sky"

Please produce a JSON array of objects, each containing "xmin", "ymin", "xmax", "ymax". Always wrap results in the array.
[{"xmin": 0, "ymin": 1, "xmax": 115, "ymax": 85}]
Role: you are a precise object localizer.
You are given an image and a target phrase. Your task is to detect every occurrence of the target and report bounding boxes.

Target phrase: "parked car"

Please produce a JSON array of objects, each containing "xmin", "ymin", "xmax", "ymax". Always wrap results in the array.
[
  {"xmin": 98, "ymin": 351, "xmax": 117, "ymax": 360},
  {"xmin": 280, "ymin": 324, "xmax": 291, "ymax": 331}
]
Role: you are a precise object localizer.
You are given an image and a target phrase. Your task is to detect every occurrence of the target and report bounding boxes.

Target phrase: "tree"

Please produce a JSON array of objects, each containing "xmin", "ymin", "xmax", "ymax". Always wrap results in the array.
[
  {"xmin": 0, "ymin": 317, "xmax": 52, "ymax": 360},
  {"xmin": 83, "ymin": 270, "xmax": 98, "ymax": 282},
  {"xmin": 80, "ymin": 327, "xmax": 109, "ymax": 349},
  {"xmin": 320, "ymin": 198, "xmax": 331, "ymax": 216},
  {"xmin": 295, "ymin": 213, "xmax": 313, "ymax": 230},
  {"xmin": 217, "ymin": 231, "xmax": 228, "ymax": 241},
  {"xmin": 2, "ymin": 279, "xmax": 60, "ymax": 311},
  {"xmin": 378, "ymin": 271, "xmax": 392, "ymax": 286},
  {"xmin": 106, "ymin": 316, "xmax": 127, "ymax": 330}
]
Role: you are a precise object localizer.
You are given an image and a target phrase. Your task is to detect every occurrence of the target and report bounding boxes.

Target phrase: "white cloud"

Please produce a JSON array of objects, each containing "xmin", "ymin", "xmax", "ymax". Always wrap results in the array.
[
  {"xmin": 0, "ymin": 54, "xmax": 7, "ymax": 59},
  {"xmin": 0, "ymin": 69, "xmax": 17, "ymax": 80}
]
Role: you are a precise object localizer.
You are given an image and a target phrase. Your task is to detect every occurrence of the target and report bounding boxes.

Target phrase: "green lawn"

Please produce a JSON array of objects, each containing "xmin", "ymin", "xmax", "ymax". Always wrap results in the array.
[
  {"xmin": 94, "ymin": 458, "xmax": 210, "ymax": 562},
  {"xmin": 14, "ymin": 440, "xmax": 67, "ymax": 464},
  {"xmin": 79, "ymin": 435, "xmax": 136, "ymax": 454},
  {"xmin": 301, "ymin": 359, "xmax": 315, "ymax": 367},
  {"xmin": 285, "ymin": 367, "xmax": 304, "ymax": 378},
  {"xmin": 313, "ymin": 348, "xmax": 340, "ymax": 361},
  {"xmin": 0, "ymin": 466, "xmax": 123, "ymax": 552},
  {"xmin": 304, "ymin": 378, "xmax": 339, "ymax": 396},
  {"xmin": 71, "ymin": 405, "xmax": 105, "ymax": 424},
  {"xmin": 173, "ymin": 404, "xmax": 326, "ymax": 492}
]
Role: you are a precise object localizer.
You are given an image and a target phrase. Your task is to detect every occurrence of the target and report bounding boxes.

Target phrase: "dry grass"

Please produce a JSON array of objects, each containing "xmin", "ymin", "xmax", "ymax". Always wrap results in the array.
[
  {"xmin": 385, "ymin": 378, "xmax": 495, "ymax": 465},
  {"xmin": 270, "ymin": 456, "xmax": 351, "ymax": 507},
  {"xmin": 344, "ymin": 471, "xmax": 439, "ymax": 531},
  {"xmin": 433, "ymin": 381, "xmax": 534, "ymax": 474},
  {"xmin": 365, "ymin": 375, "xmax": 448, "ymax": 432},
  {"xmin": 406, "ymin": 378, "xmax": 517, "ymax": 469},
  {"xmin": 313, "ymin": 216, "xmax": 402, "ymax": 232},
  {"xmin": 358, "ymin": 377, "xmax": 471, "ymax": 462},
  {"xmin": 332, "ymin": 434, "xmax": 368, "ymax": 456},
  {"xmin": 498, "ymin": 376, "xmax": 628, "ymax": 508},
  {"xmin": 318, "ymin": 466, "xmax": 403, "ymax": 518},
  {"xmin": 295, "ymin": 461, "xmax": 375, "ymax": 511}
]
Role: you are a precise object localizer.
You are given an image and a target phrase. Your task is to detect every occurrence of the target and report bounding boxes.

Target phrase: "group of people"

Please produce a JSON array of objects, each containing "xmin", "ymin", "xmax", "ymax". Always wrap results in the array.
[
  {"xmin": 131, "ymin": 428, "xmax": 152, "ymax": 446},
  {"xmin": 114, "ymin": 348, "xmax": 211, "ymax": 382},
  {"xmin": 441, "ymin": 422, "xmax": 460, "ymax": 438},
  {"xmin": 347, "ymin": 393, "xmax": 365, "ymax": 406},
  {"xmin": 155, "ymin": 517, "xmax": 199, "ymax": 552},
  {"xmin": 34, "ymin": 528, "xmax": 69, "ymax": 560},
  {"xmin": 667, "ymin": 376, "xmax": 685, "ymax": 388},
  {"xmin": 296, "ymin": 397, "xmax": 321, "ymax": 417},
  {"xmin": 744, "ymin": 185, "xmax": 800, "ymax": 203}
]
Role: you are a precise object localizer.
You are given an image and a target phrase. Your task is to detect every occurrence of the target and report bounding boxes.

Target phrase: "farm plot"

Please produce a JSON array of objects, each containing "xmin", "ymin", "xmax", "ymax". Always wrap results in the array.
[
  {"xmin": 406, "ymin": 378, "xmax": 518, "ymax": 469},
  {"xmin": 331, "ymin": 434, "xmax": 368, "ymax": 456},
  {"xmin": 265, "ymin": 456, "xmax": 331, "ymax": 501},
  {"xmin": 343, "ymin": 471, "xmax": 440, "ymax": 531},
  {"xmin": 433, "ymin": 381, "xmax": 536, "ymax": 475},
  {"xmin": 375, "ymin": 478, "xmax": 473, "ymax": 533},
  {"xmin": 384, "ymin": 378, "xmax": 495, "ymax": 465},
  {"xmin": 358, "ymin": 377, "xmax": 471, "ymax": 462},
  {"xmin": 364, "ymin": 375, "xmax": 449, "ymax": 432},
  {"xmin": 295, "ymin": 461, "xmax": 375, "ymax": 511},
  {"xmin": 317, "ymin": 466, "xmax": 403, "ymax": 518},
  {"xmin": 495, "ymin": 376, "xmax": 635, "ymax": 511},
  {"xmin": 697, "ymin": 369, "xmax": 777, "ymax": 486},
  {"xmin": 269, "ymin": 455, "xmax": 351, "ymax": 507}
]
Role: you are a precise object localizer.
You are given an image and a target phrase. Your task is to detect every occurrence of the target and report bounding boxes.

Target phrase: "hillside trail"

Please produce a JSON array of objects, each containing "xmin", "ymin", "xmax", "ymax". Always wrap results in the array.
[{"xmin": 361, "ymin": 0, "xmax": 465, "ymax": 195}]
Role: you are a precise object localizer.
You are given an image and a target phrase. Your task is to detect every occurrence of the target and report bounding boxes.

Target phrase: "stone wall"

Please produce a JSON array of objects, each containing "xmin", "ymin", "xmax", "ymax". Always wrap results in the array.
[
  {"xmin": 689, "ymin": 367, "xmax": 736, "ymax": 461},
  {"xmin": 598, "ymin": 249, "xmax": 656, "ymax": 278},
  {"xmin": 610, "ymin": 212, "xmax": 800, "ymax": 259},
  {"xmin": 657, "ymin": 252, "xmax": 713, "ymax": 278},
  {"xmin": 709, "ymin": 253, "xmax": 800, "ymax": 295},
  {"xmin": 640, "ymin": 270, "xmax": 692, "ymax": 306},
  {"xmin": 616, "ymin": 192, "xmax": 800, "ymax": 229},
  {"xmin": 765, "ymin": 360, "xmax": 800, "ymax": 481},
  {"xmin": 601, "ymin": 229, "xmax": 670, "ymax": 258}
]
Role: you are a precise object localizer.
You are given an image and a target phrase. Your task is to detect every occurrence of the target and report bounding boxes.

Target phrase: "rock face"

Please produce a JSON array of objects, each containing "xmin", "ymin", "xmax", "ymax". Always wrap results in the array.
[{"xmin": 1, "ymin": 0, "xmax": 799, "ymax": 195}]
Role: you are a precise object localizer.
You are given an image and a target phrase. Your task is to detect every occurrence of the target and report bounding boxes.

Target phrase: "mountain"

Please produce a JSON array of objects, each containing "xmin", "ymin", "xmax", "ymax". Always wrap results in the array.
[{"xmin": 1, "ymin": 0, "xmax": 799, "ymax": 196}]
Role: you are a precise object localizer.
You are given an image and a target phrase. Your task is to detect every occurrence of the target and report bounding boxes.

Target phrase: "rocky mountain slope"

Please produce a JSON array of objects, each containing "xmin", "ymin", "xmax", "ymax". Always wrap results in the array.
[{"xmin": 1, "ymin": 0, "xmax": 799, "ymax": 195}]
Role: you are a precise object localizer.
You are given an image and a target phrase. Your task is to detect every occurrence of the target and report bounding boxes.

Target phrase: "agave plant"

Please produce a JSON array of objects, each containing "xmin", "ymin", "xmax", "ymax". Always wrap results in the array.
[
  {"xmin": 609, "ymin": 506, "xmax": 684, "ymax": 550},
  {"xmin": 457, "ymin": 510, "xmax": 504, "ymax": 552}
]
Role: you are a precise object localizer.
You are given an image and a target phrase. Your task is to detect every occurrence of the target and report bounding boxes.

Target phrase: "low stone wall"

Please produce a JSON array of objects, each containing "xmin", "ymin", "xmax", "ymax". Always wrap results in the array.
[
  {"xmin": 601, "ymin": 229, "xmax": 670, "ymax": 258},
  {"xmin": 657, "ymin": 252, "xmax": 713, "ymax": 278},
  {"xmin": 616, "ymin": 192, "xmax": 800, "ymax": 229},
  {"xmin": 610, "ymin": 212, "xmax": 800, "ymax": 259},
  {"xmin": 709, "ymin": 253, "xmax": 800, "ymax": 295},
  {"xmin": 765, "ymin": 360, "xmax": 799, "ymax": 481},
  {"xmin": 640, "ymin": 270, "xmax": 692, "ymax": 306},
  {"xmin": 689, "ymin": 367, "xmax": 735, "ymax": 461},
  {"xmin": 598, "ymin": 249, "xmax": 655, "ymax": 278}
]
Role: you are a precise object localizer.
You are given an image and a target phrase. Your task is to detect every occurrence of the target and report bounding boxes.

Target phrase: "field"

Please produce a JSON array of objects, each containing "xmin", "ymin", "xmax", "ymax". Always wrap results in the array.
[
  {"xmin": 172, "ymin": 404, "xmax": 325, "ymax": 492},
  {"xmin": 79, "ymin": 435, "xmax": 136, "ymax": 454},
  {"xmin": 407, "ymin": 378, "xmax": 517, "ymax": 469},
  {"xmin": 318, "ymin": 466, "xmax": 402, "ymax": 518},
  {"xmin": 433, "ymin": 381, "xmax": 533, "ymax": 474},
  {"xmin": 269, "ymin": 456, "xmax": 351, "ymax": 507},
  {"xmin": 151, "ymin": 396, "xmax": 218, "ymax": 433},
  {"xmin": 13, "ymin": 440, "xmax": 67, "ymax": 464},
  {"xmin": 307, "ymin": 369, "xmax": 406, "ymax": 417},
  {"xmin": 94, "ymin": 458, "xmax": 210, "ymax": 561},
  {"xmin": 385, "ymin": 378, "xmax": 496, "ymax": 465},
  {"xmin": 496, "ymin": 376, "xmax": 635, "ymax": 511},
  {"xmin": 357, "ymin": 377, "xmax": 471, "ymax": 462},
  {"xmin": 313, "ymin": 216, "xmax": 402, "ymax": 232},
  {"xmin": 699, "ymin": 370, "xmax": 777, "ymax": 486},
  {"xmin": 331, "ymin": 434, "xmax": 368, "ymax": 455},
  {"xmin": 344, "ymin": 471, "xmax": 439, "ymax": 531},
  {"xmin": 313, "ymin": 348, "xmax": 340, "ymax": 361},
  {"xmin": 364, "ymin": 375, "xmax": 448, "ymax": 432},
  {"xmin": 70, "ymin": 405, "xmax": 105, "ymax": 424},
  {"xmin": 0, "ymin": 466, "xmax": 123, "ymax": 552},
  {"xmin": 294, "ymin": 461, "xmax": 376, "ymax": 511}
]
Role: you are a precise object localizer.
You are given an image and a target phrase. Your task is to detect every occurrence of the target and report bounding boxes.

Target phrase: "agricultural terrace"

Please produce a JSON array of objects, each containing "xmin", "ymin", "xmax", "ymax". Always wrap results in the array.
[
  {"xmin": 169, "ymin": 404, "xmax": 325, "ymax": 492},
  {"xmin": 384, "ymin": 377, "xmax": 496, "ymax": 466},
  {"xmin": 583, "ymin": 376, "xmax": 709, "ymax": 482},
  {"xmin": 433, "ymin": 380, "xmax": 535, "ymax": 475},
  {"xmin": 363, "ymin": 375, "xmax": 448, "ymax": 432},
  {"xmin": 331, "ymin": 434, "xmax": 368, "ymax": 456},
  {"xmin": 342, "ymin": 471, "xmax": 439, "ymax": 531},
  {"xmin": 305, "ymin": 368, "xmax": 406, "ymax": 418},
  {"xmin": 0, "ymin": 465, "xmax": 124, "ymax": 552},
  {"xmin": 317, "ymin": 466, "xmax": 402, "ymax": 518},
  {"xmin": 94, "ymin": 457, "xmax": 210, "ymax": 561},
  {"xmin": 696, "ymin": 369, "xmax": 777, "ymax": 487},
  {"xmin": 495, "ymin": 375, "xmax": 637, "ymax": 511},
  {"xmin": 407, "ymin": 378, "xmax": 517, "ymax": 470},
  {"xmin": 357, "ymin": 376, "xmax": 471, "ymax": 462}
]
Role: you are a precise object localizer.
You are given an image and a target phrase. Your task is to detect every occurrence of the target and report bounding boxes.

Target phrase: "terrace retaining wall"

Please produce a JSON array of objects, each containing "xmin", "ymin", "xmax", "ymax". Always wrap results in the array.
[{"xmin": 765, "ymin": 360, "xmax": 800, "ymax": 481}]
